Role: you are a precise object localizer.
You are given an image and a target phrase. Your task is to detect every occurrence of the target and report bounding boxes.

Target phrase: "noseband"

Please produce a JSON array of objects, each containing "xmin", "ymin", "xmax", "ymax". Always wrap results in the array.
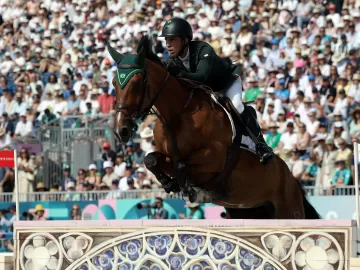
[{"xmin": 115, "ymin": 63, "xmax": 170, "ymax": 124}]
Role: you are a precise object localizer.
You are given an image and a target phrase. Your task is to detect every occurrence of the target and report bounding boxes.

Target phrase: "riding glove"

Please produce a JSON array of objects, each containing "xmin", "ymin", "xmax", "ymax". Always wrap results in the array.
[{"xmin": 166, "ymin": 60, "xmax": 181, "ymax": 76}]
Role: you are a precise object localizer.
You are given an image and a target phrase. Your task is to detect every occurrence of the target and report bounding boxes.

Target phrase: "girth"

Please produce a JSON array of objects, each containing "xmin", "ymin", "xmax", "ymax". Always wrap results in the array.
[{"xmin": 203, "ymin": 143, "xmax": 242, "ymax": 193}]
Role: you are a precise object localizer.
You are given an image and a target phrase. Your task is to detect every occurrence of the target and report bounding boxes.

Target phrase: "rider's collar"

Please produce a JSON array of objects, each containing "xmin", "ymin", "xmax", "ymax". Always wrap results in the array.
[{"xmin": 179, "ymin": 48, "xmax": 190, "ymax": 61}]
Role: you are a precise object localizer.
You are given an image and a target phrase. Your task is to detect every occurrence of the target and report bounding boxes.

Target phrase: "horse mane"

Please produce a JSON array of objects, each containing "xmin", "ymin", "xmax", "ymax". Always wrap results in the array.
[{"xmin": 145, "ymin": 52, "xmax": 165, "ymax": 68}]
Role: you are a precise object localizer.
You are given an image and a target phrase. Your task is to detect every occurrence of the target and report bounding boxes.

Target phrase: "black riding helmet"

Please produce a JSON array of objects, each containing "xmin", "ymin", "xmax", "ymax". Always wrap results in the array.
[
  {"xmin": 160, "ymin": 18, "xmax": 193, "ymax": 40},
  {"xmin": 160, "ymin": 18, "xmax": 193, "ymax": 56}
]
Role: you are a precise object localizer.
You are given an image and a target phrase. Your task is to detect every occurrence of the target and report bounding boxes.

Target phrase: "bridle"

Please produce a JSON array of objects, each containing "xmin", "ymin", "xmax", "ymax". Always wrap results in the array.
[
  {"xmin": 114, "ymin": 58, "xmax": 195, "ymax": 163},
  {"xmin": 115, "ymin": 62, "xmax": 170, "ymax": 126}
]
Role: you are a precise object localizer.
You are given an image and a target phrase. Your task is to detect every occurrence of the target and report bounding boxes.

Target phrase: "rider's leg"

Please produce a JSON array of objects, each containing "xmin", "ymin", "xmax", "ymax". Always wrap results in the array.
[
  {"xmin": 144, "ymin": 152, "xmax": 180, "ymax": 193},
  {"xmin": 224, "ymin": 78, "xmax": 274, "ymax": 165}
]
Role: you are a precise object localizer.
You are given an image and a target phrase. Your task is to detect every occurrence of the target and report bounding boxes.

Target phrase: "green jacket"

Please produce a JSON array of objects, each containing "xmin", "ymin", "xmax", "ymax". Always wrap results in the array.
[{"xmin": 170, "ymin": 41, "xmax": 237, "ymax": 92}]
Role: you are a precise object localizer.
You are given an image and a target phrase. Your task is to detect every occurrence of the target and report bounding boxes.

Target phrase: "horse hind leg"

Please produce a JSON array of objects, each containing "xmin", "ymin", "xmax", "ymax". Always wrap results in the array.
[{"xmin": 144, "ymin": 152, "xmax": 180, "ymax": 193}]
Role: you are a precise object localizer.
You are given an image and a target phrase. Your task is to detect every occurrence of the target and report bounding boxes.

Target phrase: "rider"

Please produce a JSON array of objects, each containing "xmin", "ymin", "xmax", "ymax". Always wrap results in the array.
[{"xmin": 159, "ymin": 17, "xmax": 274, "ymax": 165}]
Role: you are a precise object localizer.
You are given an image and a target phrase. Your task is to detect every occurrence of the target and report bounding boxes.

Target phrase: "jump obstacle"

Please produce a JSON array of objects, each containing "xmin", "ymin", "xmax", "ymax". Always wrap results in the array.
[{"xmin": 13, "ymin": 219, "xmax": 356, "ymax": 270}]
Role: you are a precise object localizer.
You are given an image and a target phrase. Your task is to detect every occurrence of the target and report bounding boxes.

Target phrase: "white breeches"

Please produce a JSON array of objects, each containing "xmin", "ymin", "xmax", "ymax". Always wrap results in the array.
[{"xmin": 223, "ymin": 78, "xmax": 244, "ymax": 114}]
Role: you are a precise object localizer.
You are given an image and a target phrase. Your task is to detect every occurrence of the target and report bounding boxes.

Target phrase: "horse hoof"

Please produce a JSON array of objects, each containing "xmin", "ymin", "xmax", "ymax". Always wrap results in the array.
[
  {"xmin": 188, "ymin": 192, "xmax": 197, "ymax": 203},
  {"xmin": 164, "ymin": 181, "xmax": 181, "ymax": 194}
]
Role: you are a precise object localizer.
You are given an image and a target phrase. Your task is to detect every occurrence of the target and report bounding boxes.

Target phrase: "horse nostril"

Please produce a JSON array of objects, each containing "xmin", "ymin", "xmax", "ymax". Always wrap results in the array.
[{"xmin": 120, "ymin": 127, "xmax": 130, "ymax": 138}]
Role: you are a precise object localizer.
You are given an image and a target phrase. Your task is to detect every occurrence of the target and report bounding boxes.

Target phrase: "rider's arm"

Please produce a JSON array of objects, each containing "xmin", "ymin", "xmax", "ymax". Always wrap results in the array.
[{"xmin": 178, "ymin": 46, "xmax": 214, "ymax": 83}]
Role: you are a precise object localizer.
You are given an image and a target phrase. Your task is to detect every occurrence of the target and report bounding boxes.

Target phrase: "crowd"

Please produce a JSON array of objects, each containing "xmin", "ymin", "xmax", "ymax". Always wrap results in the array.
[{"xmin": 0, "ymin": 0, "xmax": 359, "ymax": 206}]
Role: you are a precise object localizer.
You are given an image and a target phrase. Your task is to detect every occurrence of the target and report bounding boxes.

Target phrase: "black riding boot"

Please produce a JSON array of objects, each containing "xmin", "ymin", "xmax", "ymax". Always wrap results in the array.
[{"xmin": 239, "ymin": 106, "xmax": 274, "ymax": 165}]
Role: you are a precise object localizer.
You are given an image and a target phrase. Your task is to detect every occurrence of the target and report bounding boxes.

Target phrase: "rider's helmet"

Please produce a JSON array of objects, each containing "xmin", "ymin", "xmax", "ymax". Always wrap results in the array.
[{"xmin": 160, "ymin": 18, "xmax": 193, "ymax": 40}]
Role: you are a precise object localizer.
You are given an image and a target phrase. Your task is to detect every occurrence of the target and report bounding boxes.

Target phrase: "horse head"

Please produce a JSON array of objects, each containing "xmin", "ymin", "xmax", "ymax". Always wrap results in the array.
[
  {"xmin": 108, "ymin": 43, "xmax": 161, "ymax": 143},
  {"xmin": 109, "ymin": 39, "xmax": 191, "ymax": 143}
]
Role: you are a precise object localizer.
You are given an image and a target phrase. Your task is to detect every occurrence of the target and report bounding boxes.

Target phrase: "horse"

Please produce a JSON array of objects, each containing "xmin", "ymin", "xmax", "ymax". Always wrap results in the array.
[{"xmin": 108, "ymin": 43, "xmax": 320, "ymax": 219}]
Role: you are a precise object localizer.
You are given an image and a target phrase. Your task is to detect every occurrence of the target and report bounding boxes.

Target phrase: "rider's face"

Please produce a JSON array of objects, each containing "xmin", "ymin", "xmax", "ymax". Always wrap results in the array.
[{"xmin": 165, "ymin": 36, "xmax": 183, "ymax": 56}]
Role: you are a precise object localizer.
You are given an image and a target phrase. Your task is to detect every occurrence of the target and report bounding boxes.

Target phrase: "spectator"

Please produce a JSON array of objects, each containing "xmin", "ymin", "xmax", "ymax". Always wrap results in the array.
[
  {"xmin": 0, "ymin": 128, "xmax": 11, "ymax": 149},
  {"xmin": 4, "ymin": 92, "xmax": 15, "ymax": 116},
  {"xmin": 102, "ymin": 161, "xmax": 118, "ymax": 187},
  {"xmin": 349, "ymin": 107, "xmax": 360, "ymax": 141},
  {"xmin": 17, "ymin": 148, "xmax": 35, "ymax": 196},
  {"xmin": 101, "ymin": 141, "xmax": 116, "ymax": 165},
  {"xmin": 65, "ymin": 91, "xmax": 80, "ymax": 116},
  {"xmin": 124, "ymin": 141, "xmax": 135, "ymax": 165},
  {"xmin": 106, "ymin": 179, "xmax": 122, "ymax": 199},
  {"xmin": 266, "ymin": 122, "xmax": 281, "ymax": 150},
  {"xmin": 114, "ymin": 152, "xmax": 127, "ymax": 177},
  {"xmin": 141, "ymin": 179, "xmax": 152, "ymax": 190},
  {"xmin": 312, "ymin": 134, "xmax": 327, "ymax": 165},
  {"xmin": 296, "ymin": 122, "xmax": 311, "ymax": 155},
  {"xmin": 134, "ymin": 143, "xmax": 146, "ymax": 165},
  {"xmin": 14, "ymin": 92, "xmax": 27, "ymax": 117},
  {"xmin": 32, "ymin": 204, "xmax": 47, "ymax": 221},
  {"xmin": 302, "ymin": 156, "xmax": 319, "ymax": 187},
  {"xmin": 59, "ymin": 166, "xmax": 76, "ymax": 191},
  {"xmin": 0, "ymin": 113, "xmax": 14, "ymax": 136},
  {"xmin": 275, "ymin": 122, "xmax": 298, "ymax": 161},
  {"xmin": 53, "ymin": 93, "xmax": 68, "ymax": 118},
  {"xmin": 244, "ymin": 77, "xmax": 262, "ymax": 102},
  {"xmin": 288, "ymin": 149, "xmax": 305, "ymax": 181},
  {"xmin": 276, "ymin": 110, "xmax": 287, "ymax": 134},
  {"xmin": 98, "ymin": 86, "xmax": 114, "ymax": 114},
  {"xmin": 126, "ymin": 177, "xmax": 137, "ymax": 190},
  {"xmin": 179, "ymin": 202, "xmax": 204, "ymax": 219},
  {"xmin": 119, "ymin": 164, "xmax": 135, "ymax": 191},
  {"xmin": 2, "ymin": 204, "xmax": 16, "ymax": 232},
  {"xmin": 328, "ymin": 157, "xmax": 352, "ymax": 195},
  {"xmin": 63, "ymin": 182, "xmax": 80, "ymax": 201},
  {"xmin": 86, "ymin": 164, "xmax": 101, "ymax": 186},
  {"xmin": 0, "ymin": 168, "xmax": 15, "ymax": 194},
  {"xmin": 336, "ymin": 138, "xmax": 352, "ymax": 169},
  {"xmin": 76, "ymin": 169, "xmax": 87, "ymax": 186},
  {"xmin": 135, "ymin": 167, "xmax": 149, "ymax": 187},
  {"xmin": 317, "ymin": 137, "xmax": 338, "ymax": 195},
  {"xmin": 140, "ymin": 127, "xmax": 154, "ymax": 153},
  {"xmin": 14, "ymin": 114, "xmax": 34, "ymax": 137},
  {"xmin": 40, "ymin": 109, "xmax": 57, "ymax": 126},
  {"xmin": 151, "ymin": 197, "xmax": 168, "ymax": 219},
  {"xmin": 306, "ymin": 110, "xmax": 320, "ymax": 137}
]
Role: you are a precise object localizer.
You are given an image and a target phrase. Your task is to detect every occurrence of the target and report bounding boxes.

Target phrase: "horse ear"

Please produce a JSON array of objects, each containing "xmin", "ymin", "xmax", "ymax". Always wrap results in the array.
[
  {"xmin": 107, "ymin": 42, "xmax": 123, "ymax": 64},
  {"xmin": 135, "ymin": 47, "xmax": 146, "ymax": 67}
]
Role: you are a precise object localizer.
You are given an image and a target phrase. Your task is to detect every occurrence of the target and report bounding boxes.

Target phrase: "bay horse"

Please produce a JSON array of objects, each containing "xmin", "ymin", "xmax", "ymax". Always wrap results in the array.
[{"xmin": 108, "ymin": 43, "xmax": 320, "ymax": 219}]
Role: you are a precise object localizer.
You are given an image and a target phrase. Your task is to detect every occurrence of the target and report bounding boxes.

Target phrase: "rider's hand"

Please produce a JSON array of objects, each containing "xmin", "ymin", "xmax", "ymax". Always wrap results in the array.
[{"xmin": 167, "ymin": 61, "xmax": 180, "ymax": 76}]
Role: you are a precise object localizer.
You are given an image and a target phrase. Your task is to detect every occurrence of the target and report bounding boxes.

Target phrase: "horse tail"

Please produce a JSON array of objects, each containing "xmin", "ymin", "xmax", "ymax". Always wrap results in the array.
[{"xmin": 295, "ymin": 179, "xmax": 321, "ymax": 219}]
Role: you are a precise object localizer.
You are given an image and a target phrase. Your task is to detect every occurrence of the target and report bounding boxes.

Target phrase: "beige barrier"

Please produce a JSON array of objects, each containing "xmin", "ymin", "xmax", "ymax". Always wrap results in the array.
[{"xmin": 12, "ymin": 219, "xmax": 357, "ymax": 270}]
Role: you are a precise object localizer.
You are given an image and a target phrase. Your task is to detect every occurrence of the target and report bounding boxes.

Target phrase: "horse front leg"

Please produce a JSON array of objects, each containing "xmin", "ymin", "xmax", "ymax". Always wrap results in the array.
[
  {"xmin": 174, "ymin": 160, "xmax": 198, "ymax": 203},
  {"xmin": 174, "ymin": 145, "xmax": 228, "ymax": 203},
  {"xmin": 144, "ymin": 152, "xmax": 180, "ymax": 193}
]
